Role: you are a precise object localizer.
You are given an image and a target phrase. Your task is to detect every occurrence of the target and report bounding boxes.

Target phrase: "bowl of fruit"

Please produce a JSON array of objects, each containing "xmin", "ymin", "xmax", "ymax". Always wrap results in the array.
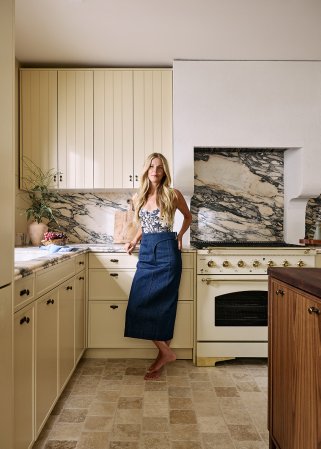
[{"xmin": 41, "ymin": 231, "xmax": 67, "ymax": 246}]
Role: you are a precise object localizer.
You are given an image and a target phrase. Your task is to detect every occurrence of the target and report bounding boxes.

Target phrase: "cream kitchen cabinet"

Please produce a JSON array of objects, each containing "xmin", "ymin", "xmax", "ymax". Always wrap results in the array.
[
  {"xmin": 20, "ymin": 69, "xmax": 94, "ymax": 189},
  {"xmin": 19, "ymin": 69, "xmax": 58, "ymax": 189},
  {"xmin": 14, "ymin": 303, "xmax": 35, "ymax": 449},
  {"xmin": 57, "ymin": 70, "xmax": 94, "ymax": 188},
  {"xmin": 93, "ymin": 69, "xmax": 172, "ymax": 189},
  {"xmin": 35, "ymin": 290, "xmax": 58, "ymax": 436},
  {"xmin": 88, "ymin": 252, "xmax": 195, "ymax": 353},
  {"xmin": 14, "ymin": 254, "xmax": 87, "ymax": 448}
]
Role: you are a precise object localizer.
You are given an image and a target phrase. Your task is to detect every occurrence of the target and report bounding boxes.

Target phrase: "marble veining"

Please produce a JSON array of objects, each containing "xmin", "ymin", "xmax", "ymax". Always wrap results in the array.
[
  {"xmin": 43, "ymin": 192, "xmax": 135, "ymax": 244},
  {"xmin": 191, "ymin": 149, "xmax": 284, "ymax": 242},
  {"xmin": 305, "ymin": 194, "xmax": 321, "ymax": 239}
]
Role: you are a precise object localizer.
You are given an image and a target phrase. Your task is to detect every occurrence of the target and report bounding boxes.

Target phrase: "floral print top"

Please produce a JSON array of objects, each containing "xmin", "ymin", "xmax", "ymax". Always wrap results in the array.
[{"xmin": 139, "ymin": 208, "xmax": 173, "ymax": 233}]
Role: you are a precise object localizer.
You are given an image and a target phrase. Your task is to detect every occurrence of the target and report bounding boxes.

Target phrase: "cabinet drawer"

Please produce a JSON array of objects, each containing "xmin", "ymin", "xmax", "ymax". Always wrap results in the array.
[
  {"xmin": 89, "ymin": 269, "xmax": 135, "ymax": 300},
  {"xmin": 89, "ymin": 253, "xmax": 138, "ymax": 269},
  {"xmin": 14, "ymin": 275, "xmax": 35, "ymax": 311},
  {"xmin": 88, "ymin": 300, "xmax": 193, "ymax": 349},
  {"xmin": 182, "ymin": 252, "xmax": 195, "ymax": 269},
  {"xmin": 35, "ymin": 259, "xmax": 75, "ymax": 297},
  {"xmin": 74, "ymin": 253, "xmax": 86, "ymax": 273},
  {"xmin": 179, "ymin": 269, "xmax": 194, "ymax": 301}
]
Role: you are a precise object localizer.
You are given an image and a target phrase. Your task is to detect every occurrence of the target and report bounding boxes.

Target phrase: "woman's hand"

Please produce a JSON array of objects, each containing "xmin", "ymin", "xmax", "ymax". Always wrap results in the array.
[
  {"xmin": 177, "ymin": 235, "xmax": 183, "ymax": 251},
  {"xmin": 124, "ymin": 240, "xmax": 137, "ymax": 255}
]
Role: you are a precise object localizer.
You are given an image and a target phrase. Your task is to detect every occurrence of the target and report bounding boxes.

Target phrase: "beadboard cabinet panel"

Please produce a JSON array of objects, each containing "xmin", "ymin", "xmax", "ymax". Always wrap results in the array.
[
  {"xmin": 20, "ymin": 70, "xmax": 58, "ymax": 189},
  {"xmin": 58, "ymin": 70, "xmax": 94, "ymax": 189}
]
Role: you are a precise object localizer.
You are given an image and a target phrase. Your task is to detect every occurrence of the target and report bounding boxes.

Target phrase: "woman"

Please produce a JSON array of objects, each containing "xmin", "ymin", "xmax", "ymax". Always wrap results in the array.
[{"xmin": 124, "ymin": 153, "xmax": 192, "ymax": 380}]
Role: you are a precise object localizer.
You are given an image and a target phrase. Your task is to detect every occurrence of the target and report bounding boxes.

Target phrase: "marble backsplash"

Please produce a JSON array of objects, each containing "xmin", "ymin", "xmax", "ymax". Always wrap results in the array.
[
  {"xmin": 20, "ymin": 154, "xmax": 320, "ymax": 244},
  {"xmin": 191, "ymin": 148, "xmax": 285, "ymax": 242},
  {"xmin": 45, "ymin": 191, "xmax": 135, "ymax": 244}
]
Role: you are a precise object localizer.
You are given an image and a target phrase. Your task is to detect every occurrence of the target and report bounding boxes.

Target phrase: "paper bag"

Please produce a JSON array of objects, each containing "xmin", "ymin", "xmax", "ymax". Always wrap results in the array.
[{"xmin": 113, "ymin": 200, "xmax": 138, "ymax": 244}]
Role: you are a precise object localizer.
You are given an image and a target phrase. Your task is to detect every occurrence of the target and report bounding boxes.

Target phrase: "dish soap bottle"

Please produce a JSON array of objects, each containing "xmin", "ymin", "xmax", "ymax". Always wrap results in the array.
[{"xmin": 313, "ymin": 221, "xmax": 321, "ymax": 240}]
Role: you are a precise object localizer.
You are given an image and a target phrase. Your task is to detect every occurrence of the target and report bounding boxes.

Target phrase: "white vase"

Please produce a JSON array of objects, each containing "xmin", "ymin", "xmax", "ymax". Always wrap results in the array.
[{"xmin": 28, "ymin": 222, "xmax": 48, "ymax": 246}]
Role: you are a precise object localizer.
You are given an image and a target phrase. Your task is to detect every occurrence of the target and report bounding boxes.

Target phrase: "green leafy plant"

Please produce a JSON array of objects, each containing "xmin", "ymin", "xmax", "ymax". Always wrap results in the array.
[{"xmin": 20, "ymin": 157, "xmax": 60, "ymax": 224}]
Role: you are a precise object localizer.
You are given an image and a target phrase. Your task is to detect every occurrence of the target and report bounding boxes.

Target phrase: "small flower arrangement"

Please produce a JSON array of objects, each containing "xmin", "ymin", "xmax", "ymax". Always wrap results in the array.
[{"xmin": 41, "ymin": 231, "xmax": 67, "ymax": 246}]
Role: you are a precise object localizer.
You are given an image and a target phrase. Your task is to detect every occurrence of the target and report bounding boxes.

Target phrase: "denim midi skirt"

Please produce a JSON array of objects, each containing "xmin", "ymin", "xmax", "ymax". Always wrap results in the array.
[{"xmin": 124, "ymin": 232, "xmax": 182, "ymax": 341}]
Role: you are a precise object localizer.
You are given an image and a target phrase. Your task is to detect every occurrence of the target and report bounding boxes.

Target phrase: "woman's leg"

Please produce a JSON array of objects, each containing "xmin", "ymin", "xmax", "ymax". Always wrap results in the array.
[
  {"xmin": 148, "ymin": 340, "xmax": 176, "ymax": 372},
  {"xmin": 147, "ymin": 339, "xmax": 171, "ymax": 372}
]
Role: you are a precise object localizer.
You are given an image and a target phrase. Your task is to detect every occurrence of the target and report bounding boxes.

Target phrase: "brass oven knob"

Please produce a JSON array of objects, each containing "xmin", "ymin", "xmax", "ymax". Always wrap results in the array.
[
  {"xmin": 282, "ymin": 260, "xmax": 289, "ymax": 267},
  {"xmin": 297, "ymin": 260, "xmax": 305, "ymax": 267},
  {"xmin": 267, "ymin": 260, "xmax": 274, "ymax": 267},
  {"xmin": 253, "ymin": 260, "xmax": 260, "ymax": 268},
  {"xmin": 237, "ymin": 260, "xmax": 244, "ymax": 267},
  {"xmin": 222, "ymin": 260, "xmax": 229, "ymax": 268},
  {"xmin": 207, "ymin": 260, "xmax": 216, "ymax": 268}
]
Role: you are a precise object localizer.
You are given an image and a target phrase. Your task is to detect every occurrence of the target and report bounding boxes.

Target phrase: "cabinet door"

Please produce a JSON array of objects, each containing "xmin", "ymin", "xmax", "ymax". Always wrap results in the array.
[
  {"xmin": 58, "ymin": 70, "xmax": 94, "ymax": 188},
  {"xmin": 58, "ymin": 279, "xmax": 75, "ymax": 391},
  {"xmin": 14, "ymin": 304, "xmax": 34, "ymax": 449},
  {"xmin": 133, "ymin": 69, "xmax": 172, "ymax": 187},
  {"xmin": 178, "ymin": 269, "xmax": 194, "ymax": 301},
  {"xmin": 94, "ymin": 70, "xmax": 133, "ymax": 188},
  {"xmin": 75, "ymin": 271, "xmax": 86, "ymax": 364},
  {"xmin": 35, "ymin": 290, "xmax": 58, "ymax": 436},
  {"xmin": 270, "ymin": 279, "xmax": 321, "ymax": 449},
  {"xmin": 20, "ymin": 70, "xmax": 58, "ymax": 189},
  {"xmin": 172, "ymin": 301, "xmax": 193, "ymax": 348}
]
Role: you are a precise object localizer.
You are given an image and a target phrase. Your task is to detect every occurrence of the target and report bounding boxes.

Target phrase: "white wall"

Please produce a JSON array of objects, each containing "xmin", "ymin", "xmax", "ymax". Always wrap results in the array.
[{"xmin": 173, "ymin": 61, "xmax": 321, "ymax": 243}]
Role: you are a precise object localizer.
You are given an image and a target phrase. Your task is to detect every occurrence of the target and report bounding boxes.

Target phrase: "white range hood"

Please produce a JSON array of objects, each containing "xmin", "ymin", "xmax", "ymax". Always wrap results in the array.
[{"xmin": 173, "ymin": 60, "xmax": 321, "ymax": 244}]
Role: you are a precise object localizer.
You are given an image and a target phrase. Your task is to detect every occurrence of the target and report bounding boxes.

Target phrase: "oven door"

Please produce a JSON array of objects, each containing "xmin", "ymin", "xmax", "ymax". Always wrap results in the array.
[{"xmin": 197, "ymin": 274, "xmax": 268, "ymax": 341}]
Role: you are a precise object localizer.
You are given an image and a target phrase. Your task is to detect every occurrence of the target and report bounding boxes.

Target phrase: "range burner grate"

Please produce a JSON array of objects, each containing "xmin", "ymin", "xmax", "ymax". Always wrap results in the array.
[{"xmin": 191, "ymin": 240, "xmax": 303, "ymax": 249}]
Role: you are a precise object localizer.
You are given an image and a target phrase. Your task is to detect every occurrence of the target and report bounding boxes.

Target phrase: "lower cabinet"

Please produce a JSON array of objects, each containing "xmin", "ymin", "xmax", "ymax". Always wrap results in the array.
[
  {"xmin": 14, "ymin": 256, "xmax": 86, "ymax": 448},
  {"xmin": 58, "ymin": 278, "xmax": 75, "ymax": 392},
  {"xmin": 88, "ymin": 252, "xmax": 195, "ymax": 353},
  {"xmin": 35, "ymin": 290, "xmax": 58, "ymax": 435},
  {"xmin": 14, "ymin": 304, "xmax": 35, "ymax": 449},
  {"xmin": 75, "ymin": 270, "xmax": 86, "ymax": 364},
  {"xmin": 88, "ymin": 300, "xmax": 193, "ymax": 348}
]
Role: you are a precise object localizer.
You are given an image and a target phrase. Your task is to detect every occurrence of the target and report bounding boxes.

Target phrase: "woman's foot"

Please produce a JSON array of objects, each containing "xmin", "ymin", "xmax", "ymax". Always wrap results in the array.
[
  {"xmin": 148, "ymin": 347, "xmax": 176, "ymax": 373},
  {"xmin": 147, "ymin": 352, "xmax": 161, "ymax": 372},
  {"xmin": 144, "ymin": 368, "xmax": 163, "ymax": 380}
]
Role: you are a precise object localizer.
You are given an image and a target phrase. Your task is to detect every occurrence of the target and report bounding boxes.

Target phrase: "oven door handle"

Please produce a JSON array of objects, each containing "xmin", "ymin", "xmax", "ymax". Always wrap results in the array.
[{"xmin": 201, "ymin": 278, "xmax": 216, "ymax": 285}]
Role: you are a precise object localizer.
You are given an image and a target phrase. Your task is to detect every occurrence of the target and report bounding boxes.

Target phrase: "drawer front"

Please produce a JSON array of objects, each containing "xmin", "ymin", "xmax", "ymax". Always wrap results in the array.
[
  {"xmin": 179, "ymin": 269, "xmax": 194, "ymax": 301},
  {"xmin": 88, "ymin": 301, "xmax": 151, "ymax": 348},
  {"xmin": 14, "ymin": 276, "xmax": 35, "ymax": 311},
  {"xmin": 88, "ymin": 300, "xmax": 193, "ymax": 349},
  {"xmin": 89, "ymin": 253, "xmax": 138, "ymax": 269},
  {"xmin": 35, "ymin": 259, "xmax": 75, "ymax": 297},
  {"xmin": 181, "ymin": 252, "xmax": 195, "ymax": 269},
  {"xmin": 89, "ymin": 269, "xmax": 135, "ymax": 300},
  {"xmin": 74, "ymin": 253, "xmax": 86, "ymax": 273}
]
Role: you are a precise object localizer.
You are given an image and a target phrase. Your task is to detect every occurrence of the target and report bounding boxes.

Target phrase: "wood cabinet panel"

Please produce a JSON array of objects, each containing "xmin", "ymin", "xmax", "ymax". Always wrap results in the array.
[
  {"xmin": 75, "ymin": 271, "xmax": 86, "ymax": 364},
  {"xmin": 269, "ymin": 275, "xmax": 321, "ymax": 449}
]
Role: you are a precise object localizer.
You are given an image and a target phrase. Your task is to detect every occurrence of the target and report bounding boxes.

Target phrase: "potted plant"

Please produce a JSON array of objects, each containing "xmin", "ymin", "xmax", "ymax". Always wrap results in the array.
[{"xmin": 21, "ymin": 157, "xmax": 60, "ymax": 246}]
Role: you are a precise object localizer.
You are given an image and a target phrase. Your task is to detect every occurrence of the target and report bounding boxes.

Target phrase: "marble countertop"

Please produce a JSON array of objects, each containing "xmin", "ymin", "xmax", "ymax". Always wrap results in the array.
[{"xmin": 14, "ymin": 243, "xmax": 196, "ymax": 280}]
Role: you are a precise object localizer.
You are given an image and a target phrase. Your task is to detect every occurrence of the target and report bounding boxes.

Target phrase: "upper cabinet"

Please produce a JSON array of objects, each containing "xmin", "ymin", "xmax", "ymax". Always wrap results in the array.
[
  {"xmin": 58, "ymin": 70, "xmax": 94, "ymax": 189},
  {"xmin": 20, "ymin": 70, "xmax": 58, "ymax": 189},
  {"xmin": 20, "ymin": 68, "xmax": 172, "ymax": 190}
]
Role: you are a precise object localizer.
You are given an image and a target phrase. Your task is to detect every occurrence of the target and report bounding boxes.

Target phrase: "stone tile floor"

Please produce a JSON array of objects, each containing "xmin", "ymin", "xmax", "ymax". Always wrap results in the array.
[{"xmin": 33, "ymin": 357, "xmax": 268, "ymax": 449}]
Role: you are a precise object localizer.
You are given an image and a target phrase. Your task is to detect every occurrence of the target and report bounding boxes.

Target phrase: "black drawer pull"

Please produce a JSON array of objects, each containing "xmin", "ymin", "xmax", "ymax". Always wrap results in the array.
[
  {"xmin": 110, "ymin": 259, "xmax": 119, "ymax": 263},
  {"xmin": 308, "ymin": 306, "xmax": 320, "ymax": 315},
  {"xmin": 110, "ymin": 305, "xmax": 118, "ymax": 309},
  {"xmin": 66, "ymin": 286, "xmax": 73, "ymax": 290},
  {"xmin": 276, "ymin": 289, "xmax": 284, "ymax": 296},
  {"xmin": 78, "ymin": 261, "xmax": 84, "ymax": 265},
  {"xmin": 20, "ymin": 316, "xmax": 30, "ymax": 325},
  {"xmin": 79, "ymin": 276, "xmax": 85, "ymax": 280},
  {"xmin": 110, "ymin": 273, "xmax": 119, "ymax": 277},
  {"xmin": 20, "ymin": 288, "xmax": 30, "ymax": 296},
  {"xmin": 46, "ymin": 299, "xmax": 55, "ymax": 305}
]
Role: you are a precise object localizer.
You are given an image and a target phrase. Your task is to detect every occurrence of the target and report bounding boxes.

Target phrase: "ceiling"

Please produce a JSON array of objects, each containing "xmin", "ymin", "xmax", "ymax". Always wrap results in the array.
[{"xmin": 15, "ymin": 0, "xmax": 321, "ymax": 67}]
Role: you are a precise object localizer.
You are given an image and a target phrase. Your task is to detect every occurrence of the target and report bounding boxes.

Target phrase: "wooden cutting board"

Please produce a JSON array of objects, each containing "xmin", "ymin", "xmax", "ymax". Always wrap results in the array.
[{"xmin": 113, "ymin": 201, "xmax": 138, "ymax": 243}]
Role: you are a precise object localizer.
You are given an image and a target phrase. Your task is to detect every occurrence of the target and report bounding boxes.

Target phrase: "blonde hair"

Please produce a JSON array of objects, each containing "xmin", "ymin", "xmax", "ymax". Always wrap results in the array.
[{"xmin": 134, "ymin": 153, "xmax": 177, "ymax": 225}]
